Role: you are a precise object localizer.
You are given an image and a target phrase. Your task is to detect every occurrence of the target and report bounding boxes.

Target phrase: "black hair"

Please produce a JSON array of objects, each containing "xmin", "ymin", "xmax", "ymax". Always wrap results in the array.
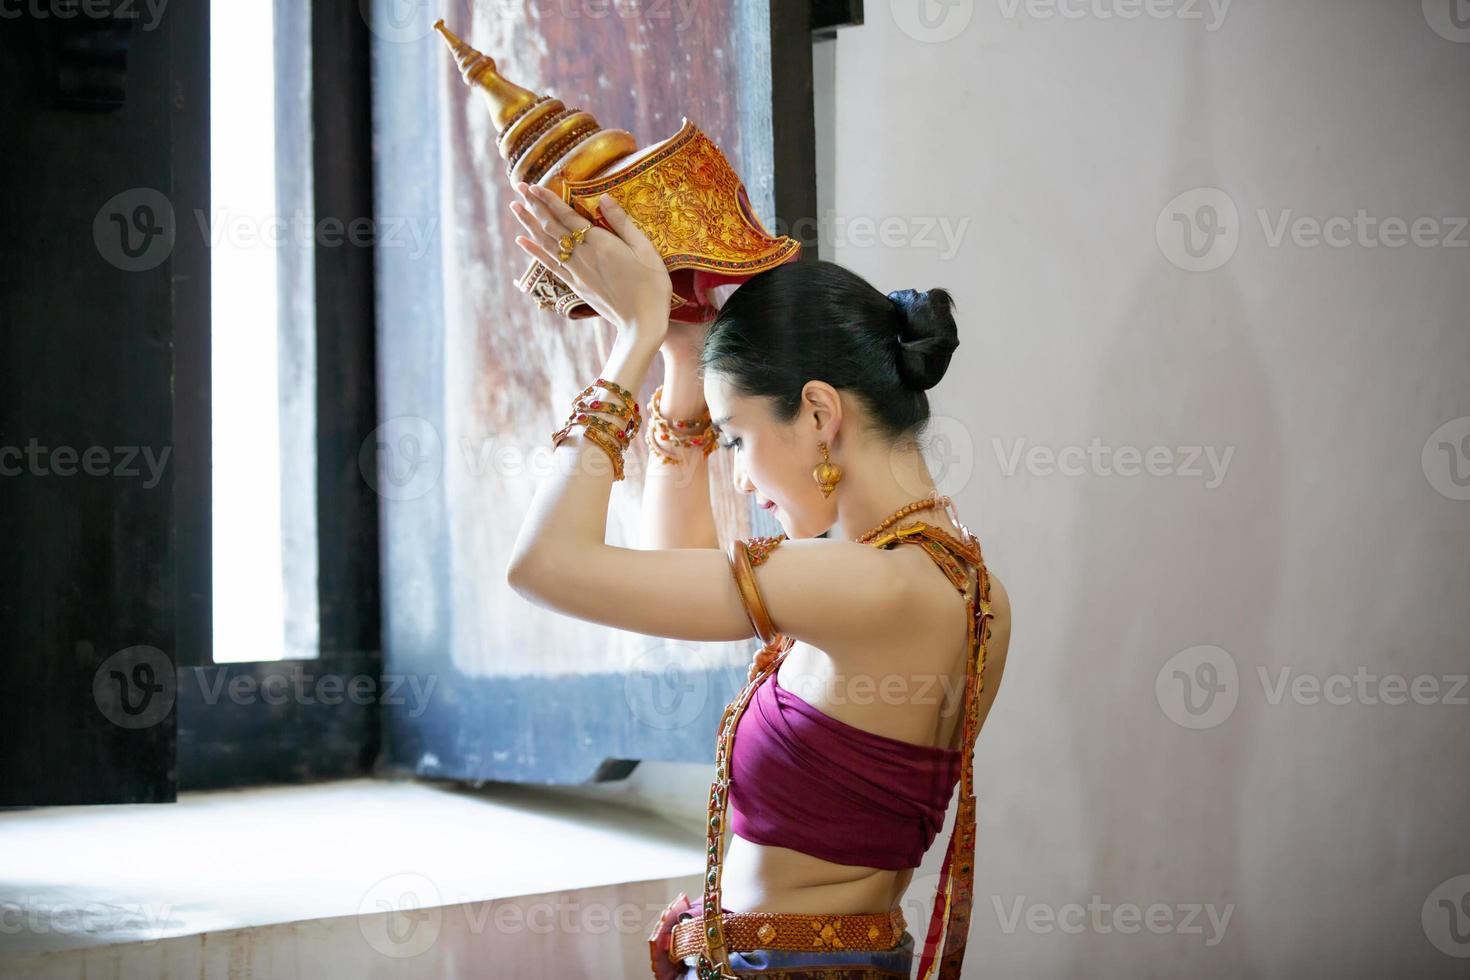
[{"xmin": 700, "ymin": 259, "xmax": 960, "ymax": 443}]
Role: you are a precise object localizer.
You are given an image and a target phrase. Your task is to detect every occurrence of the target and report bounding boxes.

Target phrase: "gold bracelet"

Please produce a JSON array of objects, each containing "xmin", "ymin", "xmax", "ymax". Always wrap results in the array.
[
  {"xmin": 559, "ymin": 378, "xmax": 641, "ymax": 430},
  {"xmin": 553, "ymin": 411, "xmax": 626, "ymax": 448},
  {"xmin": 549, "ymin": 376, "xmax": 643, "ymax": 482},
  {"xmin": 645, "ymin": 382, "xmax": 718, "ymax": 465},
  {"xmin": 580, "ymin": 423, "xmax": 627, "ymax": 481},
  {"xmin": 552, "ymin": 412, "xmax": 629, "ymax": 480}
]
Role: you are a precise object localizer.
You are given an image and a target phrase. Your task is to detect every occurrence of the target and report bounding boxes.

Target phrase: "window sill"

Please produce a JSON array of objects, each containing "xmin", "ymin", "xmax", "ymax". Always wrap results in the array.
[{"xmin": 0, "ymin": 777, "xmax": 704, "ymax": 975}]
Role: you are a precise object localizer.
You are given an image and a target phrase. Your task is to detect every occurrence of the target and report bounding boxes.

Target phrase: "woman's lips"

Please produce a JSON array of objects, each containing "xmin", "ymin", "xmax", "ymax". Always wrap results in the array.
[{"xmin": 760, "ymin": 499, "xmax": 776, "ymax": 511}]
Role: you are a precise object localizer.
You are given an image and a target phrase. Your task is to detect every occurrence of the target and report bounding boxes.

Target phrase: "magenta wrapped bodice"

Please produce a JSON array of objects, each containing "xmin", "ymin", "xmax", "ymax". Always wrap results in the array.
[{"xmin": 727, "ymin": 665, "xmax": 962, "ymax": 870}]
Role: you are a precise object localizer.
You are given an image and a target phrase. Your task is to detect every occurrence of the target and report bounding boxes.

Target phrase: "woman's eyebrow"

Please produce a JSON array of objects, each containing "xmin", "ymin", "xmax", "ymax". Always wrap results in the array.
[{"xmin": 711, "ymin": 414, "xmax": 735, "ymax": 427}]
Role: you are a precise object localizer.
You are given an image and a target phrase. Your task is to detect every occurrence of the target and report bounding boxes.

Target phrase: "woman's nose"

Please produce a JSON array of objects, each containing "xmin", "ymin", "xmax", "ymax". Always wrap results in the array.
[{"xmin": 731, "ymin": 457, "xmax": 755, "ymax": 495}]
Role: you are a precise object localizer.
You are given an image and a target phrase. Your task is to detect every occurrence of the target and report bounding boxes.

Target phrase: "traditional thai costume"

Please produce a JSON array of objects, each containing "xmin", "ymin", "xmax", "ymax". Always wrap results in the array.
[{"xmin": 651, "ymin": 503, "xmax": 998, "ymax": 980}]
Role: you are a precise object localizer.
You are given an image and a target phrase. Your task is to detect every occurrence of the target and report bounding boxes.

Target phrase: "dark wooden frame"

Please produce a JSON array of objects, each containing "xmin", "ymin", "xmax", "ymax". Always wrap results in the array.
[
  {"xmin": 771, "ymin": 0, "xmax": 862, "ymax": 259},
  {"xmin": 172, "ymin": 0, "xmax": 211, "ymax": 671},
  {"xmin": 175, "ymin": 0, "xmax": 382, "ymax": 789}
]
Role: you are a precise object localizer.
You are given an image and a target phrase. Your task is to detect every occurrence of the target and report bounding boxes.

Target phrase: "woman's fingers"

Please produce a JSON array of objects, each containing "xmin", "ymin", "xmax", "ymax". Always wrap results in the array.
[
  {"xmin": 510, "ymin": 200, "xmax": 574, "ymax": 270},
  {"xmin": 595, "ymin": 193, "xmax": 663, "ymax": 264},
  {"xmin": 514, "ymin": 183, "xmax": 580, "ymax": 251},
  {"xmin": 515, "ymin": 182, "xmax": 655, "ymax": 271},
  {"xmin": 509, "ymin": 202, "xmax": 581, "ymax": 281},
  {"xmin": 509, "ymin": 200, "xmax": 562, "ymax": 257},
  {"xmin": 513, "ymin": 231, "xmax": 571, "ymax": 282},
  {"xmin": 524, "ymin": 182, "xmax": 593, "ymax": 231}
]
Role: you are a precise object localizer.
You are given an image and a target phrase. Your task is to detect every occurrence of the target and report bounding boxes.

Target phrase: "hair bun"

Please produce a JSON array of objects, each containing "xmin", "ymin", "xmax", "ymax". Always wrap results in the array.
[{"xmin": 886, "ymin": 287, "xmax": 960, "ymax": 391}]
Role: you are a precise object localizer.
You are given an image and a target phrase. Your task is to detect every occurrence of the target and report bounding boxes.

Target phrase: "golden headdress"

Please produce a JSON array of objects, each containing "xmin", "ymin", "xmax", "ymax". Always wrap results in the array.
[{"xmin": 435, "ymin": 20, "xmax": 802, "ymax": 323}]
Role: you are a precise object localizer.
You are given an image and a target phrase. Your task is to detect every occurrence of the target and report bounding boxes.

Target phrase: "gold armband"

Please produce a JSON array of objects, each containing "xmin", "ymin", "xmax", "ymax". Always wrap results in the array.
[{"xmin": 725, "ymin": 534, "xmax": 786, "ymax": 646}]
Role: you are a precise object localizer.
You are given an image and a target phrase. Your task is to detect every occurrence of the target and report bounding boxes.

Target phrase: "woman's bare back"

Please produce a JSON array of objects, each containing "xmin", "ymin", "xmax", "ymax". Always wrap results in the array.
[{"xmin": 718, "ymin": 532, "xmax": 1013, "ymax": 916}]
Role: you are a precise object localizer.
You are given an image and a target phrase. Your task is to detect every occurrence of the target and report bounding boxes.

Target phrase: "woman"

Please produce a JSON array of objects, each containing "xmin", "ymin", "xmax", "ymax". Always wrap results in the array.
[{"xmin": 506, "ymin": 182, "xmax": 1013, "ymax": 980}]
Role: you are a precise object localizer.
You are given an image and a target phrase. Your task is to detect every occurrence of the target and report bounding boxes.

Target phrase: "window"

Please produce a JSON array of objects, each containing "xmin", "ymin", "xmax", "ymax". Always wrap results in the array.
[{"xmin": 208, "ymin": 0, "xmax": 317, "ymax": 663}]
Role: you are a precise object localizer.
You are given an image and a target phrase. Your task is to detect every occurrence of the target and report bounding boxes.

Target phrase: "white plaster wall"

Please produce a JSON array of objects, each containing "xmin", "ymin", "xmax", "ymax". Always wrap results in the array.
[{"xmin": 811, "ymin": 1, "xmax": 1470, "ymax": 977}]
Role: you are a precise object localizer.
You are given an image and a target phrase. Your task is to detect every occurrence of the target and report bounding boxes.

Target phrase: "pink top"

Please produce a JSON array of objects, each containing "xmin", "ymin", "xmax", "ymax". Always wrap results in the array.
[{"xmin": 727, "ymin": 666, "xmax": 962, "ymax": 870}]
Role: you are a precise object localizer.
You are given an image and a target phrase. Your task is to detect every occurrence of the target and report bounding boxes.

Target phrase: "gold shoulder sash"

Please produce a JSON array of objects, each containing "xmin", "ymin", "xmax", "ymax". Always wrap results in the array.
[{"xmin": 862, "ymin": 521, "xmax": 993, "ymax": 980}]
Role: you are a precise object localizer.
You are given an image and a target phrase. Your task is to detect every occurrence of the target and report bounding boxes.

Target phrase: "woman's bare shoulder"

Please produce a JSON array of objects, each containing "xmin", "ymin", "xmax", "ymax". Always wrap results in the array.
[{"xmin": 752, "ymin": 535, "xmax": 921, "ymax": 654}]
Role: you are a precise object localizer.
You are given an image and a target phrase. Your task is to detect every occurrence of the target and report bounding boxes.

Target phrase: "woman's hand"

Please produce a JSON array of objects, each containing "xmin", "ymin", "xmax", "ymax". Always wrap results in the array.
[
  {"xmin": 647, "ymin": 890, "xmax": 692, "ymax": 980},
  {"xmin": 510, "ymin": 182, "xmax": 672, "ymax": 346}
]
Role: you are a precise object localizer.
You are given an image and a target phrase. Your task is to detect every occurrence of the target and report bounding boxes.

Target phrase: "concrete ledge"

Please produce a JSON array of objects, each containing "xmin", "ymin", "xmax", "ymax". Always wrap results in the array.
[{"xmin": 0, "ymin": 777, "xmax": 705, "ymax": 979}]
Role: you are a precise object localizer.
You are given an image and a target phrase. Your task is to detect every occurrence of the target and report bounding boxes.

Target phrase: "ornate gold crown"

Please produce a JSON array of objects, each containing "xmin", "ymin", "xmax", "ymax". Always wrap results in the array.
[{"xmin": 435, "ymin": 20, "xmax": 802, "ymax": 323}]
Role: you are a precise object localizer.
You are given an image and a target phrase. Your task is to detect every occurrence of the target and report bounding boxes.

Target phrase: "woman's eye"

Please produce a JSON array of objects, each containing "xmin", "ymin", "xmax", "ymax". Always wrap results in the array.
[{"xmin": 720, "ymin": 437, "xmax": 742, "ymax": 451}]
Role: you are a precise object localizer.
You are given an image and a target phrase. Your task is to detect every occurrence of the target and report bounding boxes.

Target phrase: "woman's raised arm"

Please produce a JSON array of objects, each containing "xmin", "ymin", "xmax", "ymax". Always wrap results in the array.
[
  {"xmin": 639, "ymin": 338, "xmax": 720, "ymax": 550},
  {"xmin": 498, "ymin": 180, "xmax": 913, "ymax": 660}
]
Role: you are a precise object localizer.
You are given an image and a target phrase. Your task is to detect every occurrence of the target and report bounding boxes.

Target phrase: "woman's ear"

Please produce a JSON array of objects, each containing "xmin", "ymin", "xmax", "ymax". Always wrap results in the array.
[{"xmin": 800, "ymin": 381, "xmax": 843, "ymax": 439}]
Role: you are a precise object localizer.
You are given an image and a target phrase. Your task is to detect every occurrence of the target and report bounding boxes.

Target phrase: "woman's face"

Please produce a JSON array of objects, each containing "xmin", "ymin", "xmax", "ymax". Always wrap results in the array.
[{"xmin": 704, "ymin": 373, "xmax": 837, "ymax": 538}]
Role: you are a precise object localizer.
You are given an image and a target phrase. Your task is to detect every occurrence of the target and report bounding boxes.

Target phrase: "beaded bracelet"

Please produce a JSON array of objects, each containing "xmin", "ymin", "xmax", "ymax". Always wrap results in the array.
[{"xmin": 644, "ymin": 382, "xmax": 719, "ymax": 465}]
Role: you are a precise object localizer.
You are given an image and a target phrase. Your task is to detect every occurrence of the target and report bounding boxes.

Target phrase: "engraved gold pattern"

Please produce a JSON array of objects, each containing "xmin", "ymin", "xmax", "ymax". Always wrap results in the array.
[{"xmin": 436, "ymin": 23, "xmax": 801, "ymax": 325}]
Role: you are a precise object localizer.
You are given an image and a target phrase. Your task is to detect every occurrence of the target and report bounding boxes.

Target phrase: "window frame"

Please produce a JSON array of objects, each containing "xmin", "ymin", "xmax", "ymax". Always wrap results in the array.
[{"xmin": 176, "ymin": 0, "xmax": 382, "ymax": 789}]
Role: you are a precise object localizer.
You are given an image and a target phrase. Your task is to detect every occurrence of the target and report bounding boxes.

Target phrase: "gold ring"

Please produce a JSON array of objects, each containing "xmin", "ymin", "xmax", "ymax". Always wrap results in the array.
[{"xmin": 557, "ymin": 225, "xmax": 589, "ymax": 263}]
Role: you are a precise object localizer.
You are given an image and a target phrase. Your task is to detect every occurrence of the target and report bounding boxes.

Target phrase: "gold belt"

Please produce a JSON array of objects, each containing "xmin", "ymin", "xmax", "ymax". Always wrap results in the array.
[{"xmin": 669, "ymin": 905, "xmax": 907, "ymax": 963}]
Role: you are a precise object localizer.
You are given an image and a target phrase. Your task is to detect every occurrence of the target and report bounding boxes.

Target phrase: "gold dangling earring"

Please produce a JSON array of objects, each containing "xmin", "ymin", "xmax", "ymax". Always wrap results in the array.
[{"xmin": 812, "ymin": 440, "xmax": 843, "ymax": 498}]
